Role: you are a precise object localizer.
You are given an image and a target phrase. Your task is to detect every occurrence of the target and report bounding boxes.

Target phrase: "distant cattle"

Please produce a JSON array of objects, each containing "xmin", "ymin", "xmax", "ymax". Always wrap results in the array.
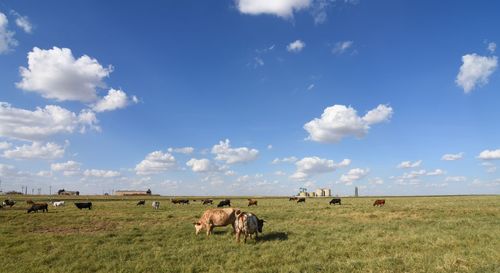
[
  {"xmin": 329, "ymin": 198, "xmax": 341, "ymax": 205},
  {"xmin": 171, "ymin": 199, "xmax": 190, "ymax": 205},
  {"xmin": 136, "ymin": 200, "xmax": 146, "ymax": 206},
  {"xmin": 202, "ymin": 199, "xmax": 213, "ymax": 205},
  {"xmin": 152, "ymin": 201, "xmax": 160, "ymax": 210},
  {"xmin": 75, "ymin": 202, "xmax": 92, "ymax": 210},
  {"xmin": 297, "ymin": 198, "xmax": 306, "ymax": 203},
  {"xmin": 217, "ymin": 199, "xmax": 231, "ymax": 207},
  {"xmin": 3, "ymin": 199, "xmax": 16, "ymax": 207},
  {"xmin": 27, "ymin": 203, "xmax": 48, "ymax": 213},
  {"xmin": 52, "ymin": 201, "xmax": 65, "ymax": 207},
  {"xmin": 289, "ymin": 197, "xmax": 298, "ymax": 201},
  {"xmin": 373, "ymin": 199, "xmax": 385, "ymax": 207},
  {"xmin": 194, "ymin": 208, "xmax": 237, "ymax": 236},
  {"xmin": 247, "ymin": 199, "xmax": 258, "ymax": 207},
  {"xmin": 235, "ymin": 210, "xmax": 265, "ymax": 243},
  {"xmin": 58, "ymin": 189, "xmax": 79, "ymax": 196}
]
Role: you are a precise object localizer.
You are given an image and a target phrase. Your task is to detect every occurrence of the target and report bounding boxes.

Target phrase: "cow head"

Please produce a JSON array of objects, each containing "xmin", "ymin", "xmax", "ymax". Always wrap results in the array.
[
  {"xmin": 193, "ymin": 222, "xmax": 203, "ymax": 235},
  {"xmin": 257, "ymin": 219, "xmax": 265, "ymax": 233}
]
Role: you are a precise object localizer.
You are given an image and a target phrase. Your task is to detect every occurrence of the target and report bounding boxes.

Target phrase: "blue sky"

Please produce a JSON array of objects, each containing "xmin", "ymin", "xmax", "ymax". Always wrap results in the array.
[{"xmin": 0, "ymin": 0, "xmax": 499, "ymax": 196}]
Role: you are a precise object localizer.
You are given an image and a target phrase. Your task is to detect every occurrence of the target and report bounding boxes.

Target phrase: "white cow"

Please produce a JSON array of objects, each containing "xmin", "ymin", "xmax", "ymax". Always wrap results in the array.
[
  {"xmin": 152, "ymin": 201, "xmax": 160, "ymax": 210},
  {"xmin": 53, "ymin": 201, "xmax": 65, "ymax": 207},
  {"xmin": 234, "ymin": 210, "xmax": 265, "ymax": 243}
]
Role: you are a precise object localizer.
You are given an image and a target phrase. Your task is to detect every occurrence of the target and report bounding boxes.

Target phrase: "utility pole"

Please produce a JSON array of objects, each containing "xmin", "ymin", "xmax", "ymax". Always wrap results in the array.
[{"xmin": 49, "ymin": 185, "xmax": 52, "ymax": 195}]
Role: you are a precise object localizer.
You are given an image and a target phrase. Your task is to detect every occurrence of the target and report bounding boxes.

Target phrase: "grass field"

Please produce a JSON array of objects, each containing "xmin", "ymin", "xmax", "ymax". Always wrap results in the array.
[{"xmin": 0, "ymin": 195, "xmax": 499, "ymax": 273}]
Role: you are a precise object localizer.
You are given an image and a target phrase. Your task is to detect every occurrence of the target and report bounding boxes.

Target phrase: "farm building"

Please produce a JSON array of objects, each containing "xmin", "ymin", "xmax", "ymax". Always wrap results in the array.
[
  {"xmin": 297, "ymin": 188, "xmax": 331, "ymax": 197},
  {"xmin": 114, "ymin": 189, "xmax": 152, "ymax": 196}
]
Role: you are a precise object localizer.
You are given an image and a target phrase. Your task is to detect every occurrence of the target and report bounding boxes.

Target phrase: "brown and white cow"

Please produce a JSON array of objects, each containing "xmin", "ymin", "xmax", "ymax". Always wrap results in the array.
[
  {"xmin": 193, "ymin": 208, "xmax": 238, "ymax": 236},
  {"xmin": 234, "ymin": 210, "xmax": 265, "ymax": 243},
  {"xmin": 373, "ymin": 199, "xmax": 385, "ymax": 206}
]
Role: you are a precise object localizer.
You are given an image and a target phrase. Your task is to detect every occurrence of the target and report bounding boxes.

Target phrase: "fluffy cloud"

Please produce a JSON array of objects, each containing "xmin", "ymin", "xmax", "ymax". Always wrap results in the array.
[
  {"xmin": 83, "ymin": 169, "xmax": 120, "ymax": 178},
  {"xmin": 397, "ymin": 160, "xmax": 422, "ymax": 169},
  {"xmin": 340, "ymin": 168, "xmax": 369, "ymax": 185},
  {"xmin": 456, "ymin": 53, "xmax": 497, "ymax": 93},
  {"xmin": 369, "ymin": 177, "xmax": 384, "ymax": 185},
  {"xmin": 272, "ymin": 156, "xmax": 298, "ymax": 164},
  {"xmin": 212, "ymin": 139, "xmax": 259, "ymax": 164},
  {"xmin": 445, "ymin": 176, "xmax": 466, "ymax": 182},
  {"xmin": 441, "ymin": 152, "xmax": 464, "ymax": 161},
  {"xmin": 488, "ymin": 42, "xmax": 496, "ymax": 53},
  {"xmin": 477, "ymin": 149, "xmax": 500, "ymax": 160},
  {"xmin": 0, "ymin": 102, "xmax": 99, "ymax": 141},
  {"xmin": 0, "ymin": 12, "xmax": 17, "ymax": 54},
  {"xmin": 332, "ymin": 41, "xmax": 353, "ymax": 55},
  {"xmin": 426, "ymin": 169, "xmax": 445, "ymax": 176},
  {"xmin": 3, "ymin": 141, "xmax": 65, "ymax": 159},
  {"xmin": 290, "ymin": 156, "xmax": 350, "ymax": 181},
  {"xmin": 236, "ymin": 0, "xmax": 312, "ymax": 18},
  {"xmin": 92, "ymin": 89, "xmax": 136, "ymax": 112},
  {"xmin": 135, "ymin": 151, "xmax": 176, "ymax": 175},
  {"xmin": 0, "ymin": 141, "xmax": 11, "ymax": 150},
  {"xmin": 51, "ymin": 160, "xmax": 81, "ymax": 176},
  {"xmin": 304, "ymin": 104, "xmax": 393, "ymax": 143},
  {"xmin": 167, "ymin": 147, "xmax": 194, "ymax": 154},
  {"xmin": 11, "ymin": 10, "xmax": 32, "ymax": 33},
  {"xmin": 17, "ymin": 47, "xmax": 112, "ymax": 102},
  {"xmin": 287, "ymin": 40, "xmax": 305, "ymax": 53},
  {"xmin": 186, "ymin": 158, "xmax": 217, "ymax": 173}
]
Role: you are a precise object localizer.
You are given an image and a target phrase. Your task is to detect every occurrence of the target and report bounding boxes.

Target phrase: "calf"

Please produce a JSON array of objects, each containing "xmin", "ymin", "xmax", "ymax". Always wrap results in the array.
[
  {"xmin": 152, "ymin": 201, "xmax": 160, "ymax": 210},
  {"xmin": 137, "ymin": 200, "xmax": 146, "ymax": 206},
  {"xmin": 297, "ymin": 198, "xmax": 306, "ymax": 203},
  {"xmin": 202, "ymin": 199, "xmax": 213, "ymax": 205},
  {"xmin": 247, "ymin": 199, "xmax": 258, "ymax": 207},
  {"xmin": 74, "ymin": 202, "xmax": 92, "ymax": 210},
  {"xmin": 329, "ymin": 198, "xmax": 341, "ymax": 205},
  {"xmin": 53, "ymin": 201, "xmax": 65, "ymax": 207},
  {"xmin": 27, "ymin": 203, "xmax": 48, "ymax": 213},
  {"xmin": 217, "ymin": 199, "xmax": 231, "ymax": 207},
  {"xmin": 3, "ymin": 199, "xmax": 16, "ymax": 207},
  {"xmin": 194, "ymin": 208, "xmax": 237, "ymax": 236},
  {"xmin": 373, "ymin": 199, "xmax": 385, "ymax": 207}
]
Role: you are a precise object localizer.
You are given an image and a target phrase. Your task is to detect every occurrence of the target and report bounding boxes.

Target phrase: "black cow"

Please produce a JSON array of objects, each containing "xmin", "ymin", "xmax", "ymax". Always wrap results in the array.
[
  {"xmin": 27, "ymin": 203, "xmax": 48, "ymax": 213},
  {"xmin": 297, "ymin": 198, "xmax": 306, "ymax": 203},
  {"xmin": 137, "ymin": 200, "xmax": 146, "ymax": 206},
  {"xmin": 289, "ymin": 197, "xmax": 298, "ymax": 201},
  {"xmin": 172, "ymin": 199, "xmax": 190, "ymax": 205},
  {"xmin": 202, "ymin": 199, "xmax": 213, "ymax": 205},
  {"xmin": 3, "ymin": 199, "xmax": 16, "ymax": 207},
  {"xmin": 329, "ymin": 198, "xmax": 341, "ymax": 205},
  {"xmin": 217, "ymin": 199, "xmax": 231, "ymax": 207},
  {"xmin": 75, "ymin": 202, "xmax": 92, "ymax": 210}
]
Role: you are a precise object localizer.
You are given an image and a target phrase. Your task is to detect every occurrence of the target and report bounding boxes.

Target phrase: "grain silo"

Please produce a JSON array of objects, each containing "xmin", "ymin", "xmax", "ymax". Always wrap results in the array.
[
  {"xmin": 315, "ymin": 189, "xmax": 323, "ymax": 197},
  {"xmin": 322, "ymin": 188, "xmax": 331, "ymax": 197}
]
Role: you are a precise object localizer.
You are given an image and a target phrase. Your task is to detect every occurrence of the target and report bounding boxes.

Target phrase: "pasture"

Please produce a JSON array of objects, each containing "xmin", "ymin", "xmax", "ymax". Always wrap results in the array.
[{"xmin": 0, "ymin": 195, "xmax": 499, "ymax": 273}]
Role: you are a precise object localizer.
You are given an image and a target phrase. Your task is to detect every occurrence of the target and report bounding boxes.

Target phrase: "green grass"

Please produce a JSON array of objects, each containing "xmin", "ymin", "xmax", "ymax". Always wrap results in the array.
[{"xmin": 0, "ymin": 195, "xmax": 499, "ymax": 273}]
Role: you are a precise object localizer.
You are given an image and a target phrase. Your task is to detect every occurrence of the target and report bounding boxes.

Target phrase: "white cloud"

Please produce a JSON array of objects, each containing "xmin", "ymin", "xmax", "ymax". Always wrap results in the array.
[
  {"xmin": 186, "ymin": 158, "xmax": 216, "ymax": 173},
  {"xmin": 290, "ymin": 156, "xmax": 350, "ymax": 181},
  {"xmin": 83, "ymin": 169, "xmax": 120, "ymax": 178},
  {"xmin": 51, "ymin": 160, "xmax": 81, "ymax": 176},
  {"xmin": 92, "ymin": 88, "xmax": 136, "ymax": 112},
  {"xmin": 17, "ymin": 47, "xmax": 113, "ymax": 102},
  {"xmin": 253, "ymin": 57, "xmax": 264, "ymax": 67},
  {"xmin": 236, "ymin": 0, "xmax": 312, "ymax": 19},
  {"xmin": 167, "ymin": 147, "xmax": 194, "ymax": 154},
  {"xmin": 488, "ymin": 42, "xmax": 496, "ymax": 53},
  {"xmin": 267, "ymin": 144, "xmax": 273, "ymax": 150},
  {"xmin": 36, "ymin": 170, "xmax": 52, "ymax": 177},
  {"xmin": 0, "ymin": 102, "xmax": 99, "ymax": 141},
  {"xmin": 441, "ymin": 152, "xmax": 464, "ymax": 161},
  {"xmin": 272, "ymin": 156, "xmax": 298, "ymax": 164},
  {"xmin": 340, "ymin": 168, "xmax": 369, "ymax": 185},
  {"xmin": 369, "ymin": 177, "xmax": 384, "ymax": 185},
  {"xmin": 478, "ymin": 149, "xmax": 500, "ymax": 160},
  {"xmin": 0, "ymin": 12, "xmax": 17, "ymax": 54},
  {"xmin": 304, "ymin": 104, "xmax": 393, "ymax": 143},
  {"xmin": 10, "ymin": 10, "xmax": 32, "ymax": 33},
  {"xmin": 332, "ymin": 41, "xmax": 353, "ymax": 55},
  {"xmin": 135, "ymin": 151, "xmax": 176, "ymax": 175},
  {"xmin": 211, "ymin": 139, "xmax": 259, "ymax": 164},
  {"xmin": 456, "ymin": 53, "xmax": 497, "ymax": 93},
  {"xmin": 287, "ymin": 40, "xmax": 305, "ymax": 53},
  {"xmin": 426, "ymin": 169, "xmax": 445, "ymax": 176},
  {"xmin": 307, "ymin": 84, "xmax": 315, "ymax": 91},
  {"xmin": 445, "ymin": 176, "xmax": 466, "ymax": 182},
  {"xmin": 274, "ymin": 170, "xmax": 286, "ymax": 176},
  {"xmin": 397, "ymin": 160, "xmax": 422, "ymax": 169},
  {"xmin": 0, "ymin": 141, "xmax": 12, "ymax": 150},
  {"xmin": 3, "ymin": 141, "xmax": 65, "ymax": 159}
]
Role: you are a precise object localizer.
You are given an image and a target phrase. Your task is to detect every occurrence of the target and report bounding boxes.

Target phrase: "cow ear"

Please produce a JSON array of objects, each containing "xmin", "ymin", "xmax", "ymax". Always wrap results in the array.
[{"xmin": 235, "ymin": 209, "xmax": 241, "ymax": 216}]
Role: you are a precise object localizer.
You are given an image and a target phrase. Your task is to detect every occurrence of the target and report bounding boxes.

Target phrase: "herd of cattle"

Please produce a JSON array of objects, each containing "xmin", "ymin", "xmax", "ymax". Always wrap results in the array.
[{"xmin": 1, "ymin": 197, "xmax": 386, "ymax": 243}]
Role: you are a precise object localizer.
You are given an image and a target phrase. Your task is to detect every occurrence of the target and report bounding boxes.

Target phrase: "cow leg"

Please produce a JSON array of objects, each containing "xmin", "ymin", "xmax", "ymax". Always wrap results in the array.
[
  {"xmin": 236, "ymin": 231, "xmax": 241, "ymax": 243},
  {"xmin": 231, "ymin": 222, "xmax": 236, "ymax": 234},
  {"xmin": 244, "ymin": 234, "xmax": 248, "ymax": 243}
]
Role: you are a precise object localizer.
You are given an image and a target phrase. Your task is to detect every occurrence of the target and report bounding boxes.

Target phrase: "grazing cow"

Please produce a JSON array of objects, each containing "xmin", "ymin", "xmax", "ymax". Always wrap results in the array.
[
  {"xmin": 193, "ymin": 208, "xmax": 237, "ymax": 236},
  {"xmin": 289, "ymin": 197, "xmax": 298, "ymax": 201},
  {"xmin": 373, "ymin": 199, "xmax": 385, "ymax": 207},
  {"xmin": 171, "ymin": 199, "xmax": 190, "ymax": 205},
  {"xmin": 217, "ymin": 199, "xmax": 231, "ymax": 207},
  {"xmin": 234, "ymin": 210, "xmax": 263, "ymax": 243},
  {"xmin": 27, "ymin": 203, "xmax": 48, "ymax": 213},
  {"xmin": 3, "ymin": 199, "xmax": 16, "ymax": 207},
  {"xmin": 329, "ymin": 198, "xmax": 341, "ymax": 205},
  {"xmin": 53, "ymin": 201, "xmax": 65, "ymax": 207},
  {"xmin": 247, "ymin": 199, "xmax": 258, "ymax": 207},
  {"xmin": 152, "ymin": 201, "xmax": 160, "ymax": 210},
  {"xmin": 74, "ymin": 202, "xmax": 92, "ymax": 210},
  {"xmin": 202, "ymin": 199, "xmax": 213, "ymax": 205},
  {"xmin": 297, "ymin": 198, "xmax": 306, "ymax": 203},
  {"xmin": 136, "ymin": 200, "xmax": 146, "ymax": 206}
]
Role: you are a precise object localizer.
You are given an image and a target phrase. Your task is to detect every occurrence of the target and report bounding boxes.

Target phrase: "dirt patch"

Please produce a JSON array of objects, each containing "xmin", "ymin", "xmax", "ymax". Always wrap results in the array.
[{"xmin": 31, "ymin": 221, "xmax": 118, "ymax": 234}]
